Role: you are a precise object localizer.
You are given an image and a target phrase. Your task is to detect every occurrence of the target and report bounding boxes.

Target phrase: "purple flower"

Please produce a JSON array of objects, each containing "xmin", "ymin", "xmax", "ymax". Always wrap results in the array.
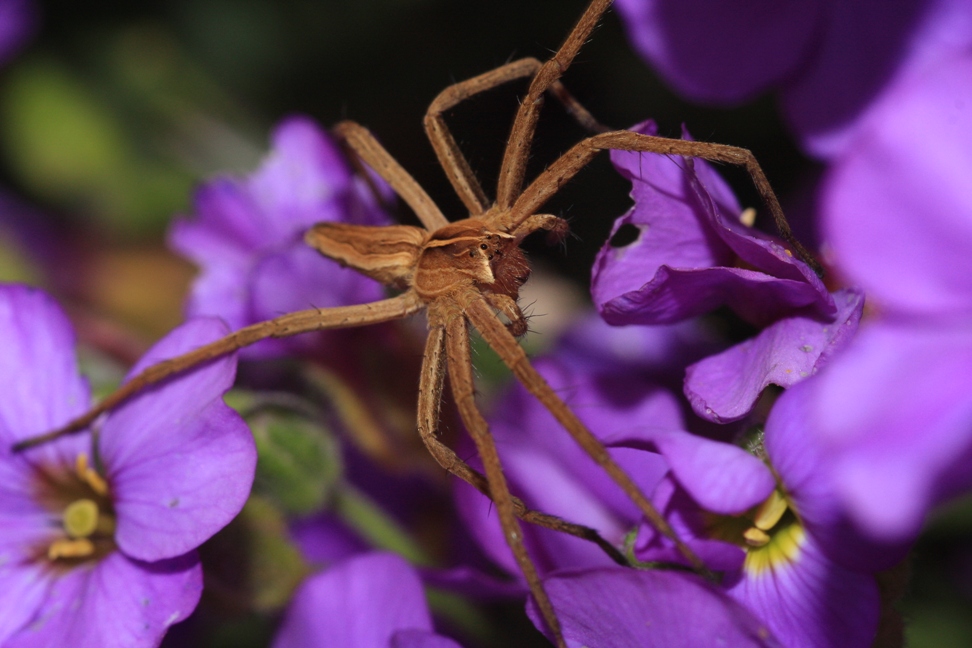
[
  {"xmin": 273, "ymin": 552, "xmax": 461, "ymax": 648},
  {"xmin": 455, "ymin": 305, "xmax": 884, "ymax": 644},
  {"xmin": 683, "ymin": 287, "xmax": 862, "ymax": 422},
  {"xmin": 617, "ymin": 383, "xmax": 886, "ymax": 648},
  {"xmin": 169, "ymin": 115, "xmax": 392, "ymax": 357},
  {"xmin": 0, "ymin": 285, "xmax": 256, "ymax": 647},
  {"xmin": 592, "ymin": 121, "xmax": 861, "ymax": 422},
  {"xmin": 526, "ymin": 567, "xmax": 782, "ymax": 647},
  {"xmin": 592, "ymin": 124, "xmax": 833, "ymax": 329},
  {"xmin": 0, "ymin": 0, "xmax": 37, "ymax": 67},
  {"xmin": 802, "ymin": 53, "xmax": 972, "ymax": 541},
  {"xmin": 615, "ymin": 0, "xmax": 972, "ymax": 157}
]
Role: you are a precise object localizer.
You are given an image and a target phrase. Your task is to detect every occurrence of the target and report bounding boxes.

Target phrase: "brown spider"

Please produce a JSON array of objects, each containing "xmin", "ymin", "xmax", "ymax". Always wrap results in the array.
[{"xmin": 17, "ymin": 0, "xmax": 819, "ymax": 644}]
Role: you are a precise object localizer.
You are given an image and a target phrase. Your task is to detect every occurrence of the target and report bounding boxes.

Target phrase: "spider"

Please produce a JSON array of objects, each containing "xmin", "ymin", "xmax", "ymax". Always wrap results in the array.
[{"xmin": 17, "ymin": 0, "xmax": 820, "ymax": 645}]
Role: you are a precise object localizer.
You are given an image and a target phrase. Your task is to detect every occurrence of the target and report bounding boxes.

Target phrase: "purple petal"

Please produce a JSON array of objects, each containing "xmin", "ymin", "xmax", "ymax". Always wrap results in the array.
[
  {"xmin": 455, "ymin": 445, "xmax": 647, "ymax": 575},
  {"xmin": 601, "ymin": 121, "xmax": 738, "ymax": 272},
  {"xmin": 0, "ymin": 563, "xmax": 50, "ymax": 644},
  {"xmin": 0, "ymin": 480, "xmax": 58, "ymax": 575},
  {"xmin": 0, "ymin": 286, "xmax": 91, "ymax": 475},
  {"xmin": 807, "ymin": 320, "xmax": 972, "ymax": 540},
  {"xmin": 248, "ymin": 116, "xmax": 354, "ymax": 224},
  {"xmin": 598, "ymin": 266, "xmax": 832, "ymax": 328},
  {"xmin": 172, "ymin": 178, "xmax": 268, "ymax": 262},
  {"xmin": 0, "ymin": 0, "xmax": 37, "ymax": 67},
  {"xmin": 727, "ymin": 535, "xmax": 879, "ymax": 648},
  {"xmin": 101, "ymin": 318, "xmax": 256, "ymax": 561},
  {"xmin": 273, "ymin": 553, "xmax": 433, "ymax": 648},
  {"xmin": 8, "ymin": 552, "xmax": 201, "ymax": 648},
  {"xmin": 609, "ymin": 428, "xmax": 775, "ymax": 515},
  {"xmin": 822, "ymin": 54, "xmax": 972, "ymax": 316},
  {"xmin": 249, "ymin": 241, "xmax": 384, "ymax": 326},
  {"xmin": 594, "ymin": 123, "xmax": 831, "ymax": 327},
  {"xmin": 782, "ymin": 0, "xmax": 972, "ymax": 157},
  {"xmin": 495, "ymin": 359, "xmax": 679, "ymax": 522},
  {"xmin": 0, "ymin": 285, "xmax": 90, "ymax": 446},
  {"xmin": 633, "ymin": 478, "xmax": 746, "ymax": 571},
  {"xmin": 169, "ymin": 180, "xmax": 259, "ymax": 330},
  {"xmin": 614, "ymin": 0, "xmax": 822, "ymax": 105},
  {"xmin": 527, "ymin": 567, "xmax": 781, "ymax": 647},
  {"xmin": 685, "ymin": 288, "xmax": 863, "ymax": 422},
  {"xmin": 556, "ymin": 313, "xmax": 722, "ymax": 377},
  {"xmin": 640, "ymin": 533, "xmax": 746, "ymax": 573},
  {"xmin": 764, "ymin": 381, "xmax": 912, "ymax": 571}
]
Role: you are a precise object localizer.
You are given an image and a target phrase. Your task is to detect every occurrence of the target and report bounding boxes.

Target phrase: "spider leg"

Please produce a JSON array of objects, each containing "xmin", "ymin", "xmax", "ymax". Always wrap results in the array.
[
  {"xmin": 14, "ymin": 293, "xmax": 424, "ymax": 451},
  {"xmin": 510, "ymin": 130, "xmax": 824, "ymax": 275},
  {"xmin": 443, "ymin": 313, "xmax": 566, "ymax": 648},
  {"xmin": 421, "ymin": 311, "xmax": 628, "ymax": 564},
  {"xmin": 496, "ymin": 0, "xmax": 614, "ymax": 209},
  {"xmin": 507, "ymin": 213, "xmax": 569, "ymax": 245},
  {"xmin": 332, "ymin": 120, "xmax": 450, "ymax": 231},
  {"xmin": 424, "ymin": 57, "xmax": 609, "ymax": 216},
  {"xmin": 484, "ymin": 293, "xmax": 528, "ymax": 337},
  {"xmin": 464, "ymin": 294, "xmax": 708, "ymax": 573}
]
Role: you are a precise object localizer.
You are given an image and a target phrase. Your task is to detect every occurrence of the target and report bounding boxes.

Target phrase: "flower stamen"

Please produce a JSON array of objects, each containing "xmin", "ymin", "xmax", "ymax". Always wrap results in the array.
[
  {"xmin": 76, "ymin": 453, "xmax": 108, "ymax": 496},
  {"xmin": 753, "ymin": 489, "xmax": 787, "ymax": 531},
  {"xmin": 42, "ymin": 454, "xmax": 118, "ymax": 564},
  {"xmin": 743, "ymin": 527, "xmax": 771, "ymax": 547},
  {"xmin": 48, "ymin": 537, "xmax": 95, "ymax": 560}
]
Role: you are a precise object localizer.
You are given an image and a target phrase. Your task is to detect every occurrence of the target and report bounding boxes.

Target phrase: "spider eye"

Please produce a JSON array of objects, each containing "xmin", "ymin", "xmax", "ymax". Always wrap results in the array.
[
  {"xmin": 469, "ymin": 250, "xmax": 475, "ymax": 258},
  {"xmin": 480, "ymin": 243, "xmax": 488, "ymax": 250}
]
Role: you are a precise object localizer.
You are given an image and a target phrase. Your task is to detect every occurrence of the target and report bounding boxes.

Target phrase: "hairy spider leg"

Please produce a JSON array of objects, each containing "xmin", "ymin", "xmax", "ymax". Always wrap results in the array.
[
  {"xmin": 506, "ymin": 129, "xmax": 824, "ymax": 275},
  {"xmin": 496, "ymin": 0, "xmax": 614, "ymax": 209},
  {"xmin": 417, "ymin": 312, "xmax": 629, "ymax": 558},
  {"xmin": 424, "ymin": 56, "xmax": 609, "ymax": 216},
  {"xmin": 462, "ymin": 291, "xmax": 706, "ymax": 572},
  {"xmin": 441, "ymin": 306, "xmax": 564, "ymax": 644},
  {"xmin": 13, "ymin": 294, "xmax": 424, "ymax": 451},
  {"xmin": 332, "ymin": 120, "xmax": 449, "ymax": 231}
]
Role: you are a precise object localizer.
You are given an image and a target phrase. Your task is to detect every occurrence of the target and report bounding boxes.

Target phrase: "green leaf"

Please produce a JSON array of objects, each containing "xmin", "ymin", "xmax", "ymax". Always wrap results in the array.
[
  {"xmin": 0, "ymin": 57, "xmax": 193, "ymax": 234},
  {"xmin": 249, "ymin": 406, "xmax": 342, "ymax": 517}
]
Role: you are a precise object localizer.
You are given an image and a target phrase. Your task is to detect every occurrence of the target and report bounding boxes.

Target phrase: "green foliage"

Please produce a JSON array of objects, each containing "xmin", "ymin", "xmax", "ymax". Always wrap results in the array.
[
  {"xmin": 247, "ymin": 404, "xmax": 342, "ymax": 517},
  {"xmin": 0, "ymin": 57, "xmax": 193, "ymax": 235}
]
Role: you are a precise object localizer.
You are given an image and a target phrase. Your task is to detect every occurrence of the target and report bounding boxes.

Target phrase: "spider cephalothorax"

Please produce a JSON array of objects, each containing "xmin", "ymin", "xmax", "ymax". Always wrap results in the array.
[{"xmin": 305, "ymin": 214, "xmax": 567, "ymax": 337}]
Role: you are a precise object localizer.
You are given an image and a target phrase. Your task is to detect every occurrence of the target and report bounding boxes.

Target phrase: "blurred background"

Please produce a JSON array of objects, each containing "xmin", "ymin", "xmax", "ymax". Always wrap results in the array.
[{"xmin": 1, "ymin": 0, "xmax": 969, "ymax": 646}]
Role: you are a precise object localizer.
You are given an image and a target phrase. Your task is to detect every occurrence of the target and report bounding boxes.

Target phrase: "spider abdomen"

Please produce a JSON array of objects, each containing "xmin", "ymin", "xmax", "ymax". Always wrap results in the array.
[{"xmin": 305, "ymin": 222, "xmax": 427, "ymax": 290}]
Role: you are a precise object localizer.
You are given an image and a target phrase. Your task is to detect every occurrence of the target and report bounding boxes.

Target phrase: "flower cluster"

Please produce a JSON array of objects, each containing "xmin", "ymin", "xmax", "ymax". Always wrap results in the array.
[
  {"xmin": 0, "ymin": 0, "xmax": 967, "ymax": 645},
  {"xmin": 614, "ymin": 0, "xmax": 972, "ymax": 571}
]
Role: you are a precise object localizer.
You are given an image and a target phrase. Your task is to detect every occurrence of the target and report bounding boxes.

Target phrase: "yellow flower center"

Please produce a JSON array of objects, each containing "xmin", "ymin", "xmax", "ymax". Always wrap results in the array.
[
  {"xmin": 706, "ymin": 486, "xmax": 806, "ymax": 576},
  {"xmin": 63, "ymin": 498, "xmax": 99, "ymax": 537},
  {"xmin": 44, "ymin": 453, "xmax": 117, "ymax": 563}
]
